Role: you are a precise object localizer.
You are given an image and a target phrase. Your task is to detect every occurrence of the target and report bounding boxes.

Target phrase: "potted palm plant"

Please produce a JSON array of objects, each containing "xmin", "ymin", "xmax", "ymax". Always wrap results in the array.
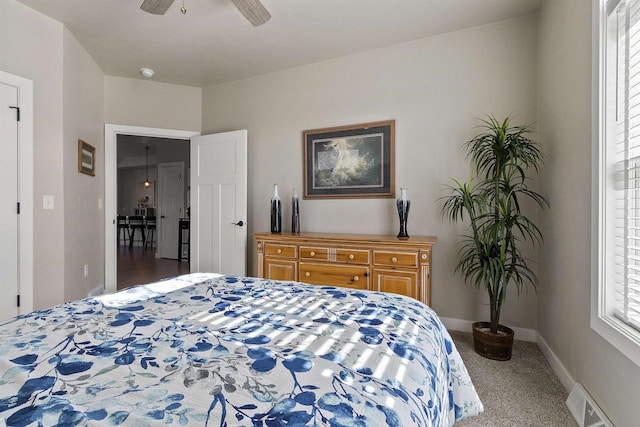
[{"xmin": 441, "ymin": 116, "xmax": 548, "ymax": 360}]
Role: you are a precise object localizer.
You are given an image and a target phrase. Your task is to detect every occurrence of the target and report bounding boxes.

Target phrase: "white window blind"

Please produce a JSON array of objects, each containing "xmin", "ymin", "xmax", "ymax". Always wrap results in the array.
[{"xmin": 609, "ymin": 0, "xmax": 640, "ymax": 332}]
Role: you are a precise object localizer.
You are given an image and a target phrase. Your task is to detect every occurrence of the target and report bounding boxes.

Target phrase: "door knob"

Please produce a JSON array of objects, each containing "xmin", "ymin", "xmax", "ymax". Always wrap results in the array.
[{"xmin": 232, "ymin": 220, "xmax": 244, "ymax": 227}]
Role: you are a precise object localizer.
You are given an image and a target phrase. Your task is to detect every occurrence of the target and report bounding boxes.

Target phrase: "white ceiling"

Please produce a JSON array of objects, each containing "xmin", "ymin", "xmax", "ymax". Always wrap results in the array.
[{"xmin": 18, "ymin": 0, "xmax": 541, "ymax": 88}]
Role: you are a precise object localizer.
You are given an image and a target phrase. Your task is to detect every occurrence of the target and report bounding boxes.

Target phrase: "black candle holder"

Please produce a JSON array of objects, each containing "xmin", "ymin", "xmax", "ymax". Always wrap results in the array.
[
  {"xmin": 397, "ymin": 188, "xmax": 410, "ymax": 238},
  {"xmin": 270, "ymin": 184, "xmax": 281, "ymax": 233},
  {"xmin": 291, "ymin": 188, "xmax": 300, "ymax": 234}
]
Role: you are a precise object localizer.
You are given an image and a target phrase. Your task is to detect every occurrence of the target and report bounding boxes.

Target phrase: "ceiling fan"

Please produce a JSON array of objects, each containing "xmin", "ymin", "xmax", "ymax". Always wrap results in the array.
[{"xmin": 140, "ymin": 0, "xmax": 271, "ymax": 26}]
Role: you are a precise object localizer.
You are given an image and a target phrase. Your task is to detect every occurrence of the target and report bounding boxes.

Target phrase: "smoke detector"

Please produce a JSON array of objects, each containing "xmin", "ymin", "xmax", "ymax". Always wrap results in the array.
[{"xmin": 139, "ymin": 68, "xmax": 154, "ymax": 78}]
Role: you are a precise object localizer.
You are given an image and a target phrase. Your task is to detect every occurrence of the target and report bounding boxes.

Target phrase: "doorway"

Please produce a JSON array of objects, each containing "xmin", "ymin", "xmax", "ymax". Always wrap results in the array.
[
  {"xmin": 0, "ymin": 80, "xmax": 19, "ymax": 318},
  {"xmin": 105, "ymin": 125, "xmax": 248, "ymax": 295},
  {"xmin": 105, "ymin": 125, "xmax": 199, "ymax": 294},
  {"xmin": 115, "ymin": 135, "xmax": 190, "ymax": 290},
  {"xmin": 0, "ymin": 71, "xmax": 33, "ymax": 319}
]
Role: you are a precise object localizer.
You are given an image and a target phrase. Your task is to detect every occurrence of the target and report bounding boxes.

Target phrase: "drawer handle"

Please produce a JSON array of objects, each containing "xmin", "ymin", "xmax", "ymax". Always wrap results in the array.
[
  {"xmin": 277, "ymin": 249, "xmax": 282, "ymax": 254},
  {"xmin": 310, "ymin": 251, "xmax": 316, "ymax": 257},
  {"xmin": 421, "ymin": 254, "xmax": 428, "ymax": 260},
  {"xmin": 391, "ymin": 257, "xmax": 398, "ymax": 263},
  {"xmin": 348, "ymin": 254, "xmax": 355, "ymax": 260},
  {"xmin": 353, "ymin": 276, "xmax": 359, "ymax": 282},
  {"xmin": 305, "ymin": 272, "xmax": 311, "ymax": 277}
]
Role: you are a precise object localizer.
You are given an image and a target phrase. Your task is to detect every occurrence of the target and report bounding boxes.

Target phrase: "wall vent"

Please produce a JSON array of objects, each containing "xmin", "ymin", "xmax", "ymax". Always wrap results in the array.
[{"xmin": 566, "ymin": 384, "xmax": 614, "ymax": 427}]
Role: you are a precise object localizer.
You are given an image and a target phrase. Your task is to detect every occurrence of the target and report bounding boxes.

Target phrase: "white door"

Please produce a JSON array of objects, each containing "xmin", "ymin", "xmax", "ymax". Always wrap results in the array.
[
  {"xmin": 158, "ymin": 162, "xmax": 185, "ymax": 259},
  {"xmin": 0, "ymin": 82, "xmax": 19, "ymax": 320},
  {"xmin": 191, "ymin": 130, "xmax": 247, "ymax": 275}
]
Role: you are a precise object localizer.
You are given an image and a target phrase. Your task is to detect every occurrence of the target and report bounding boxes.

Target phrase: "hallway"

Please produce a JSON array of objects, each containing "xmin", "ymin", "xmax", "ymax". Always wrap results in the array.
[{"xmin": 117, "ymin": 246, "xmax": 190, "ymax": 290}]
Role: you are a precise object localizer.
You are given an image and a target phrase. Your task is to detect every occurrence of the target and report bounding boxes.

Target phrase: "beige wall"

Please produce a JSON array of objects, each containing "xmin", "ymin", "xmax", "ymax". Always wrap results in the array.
[
  {"xmin": 63, "ymin": 28, "xmax": 105, "ymax": 302},
  {"xmin": 0, "ymin": 0, "xmax": 65, "ymax": 309},
  {"xmin": 202, "ymin": 15, "xmax": 540, "ymax": 329},
  {"xmin": 537, "ymin": 0, "xmax": 640, "ymax": 425},
  {"xmin": 104, "ymin": 76, "xmax": 202, "ymax": 131}
]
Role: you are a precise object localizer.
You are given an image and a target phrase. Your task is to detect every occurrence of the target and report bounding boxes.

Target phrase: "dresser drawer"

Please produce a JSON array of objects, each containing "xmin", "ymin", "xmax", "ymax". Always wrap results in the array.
[
  {"xmin": 373, "ymin": 251, "xmax": 418, "ymax": 267},
  {"xmin": 265, "ymin": 243, "xmax": 297, "ymax": 258},
  {"xmin": 300, "ymin": 246, "xmax": 370, "ymax": 264},
  {"xmin": 299, "ymin": 262, "xmax": 369, "ymax": 290},
  {"xmin": 336, "ymin": 248, "xmax": 370, "ymax": 264},
  {"xmin": 299, "ymin": 246, "xmax": 330, "ymax": 261}
]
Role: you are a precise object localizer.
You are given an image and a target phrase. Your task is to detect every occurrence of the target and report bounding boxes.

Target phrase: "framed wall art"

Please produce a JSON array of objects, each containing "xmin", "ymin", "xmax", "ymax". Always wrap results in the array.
[
  {"xmin": 78, "ymin": 139, "xmax": 95, "ymax": 176},
  {"xmin": 303, "ymin": 120, "xmax": 395, "ymax": 199}
]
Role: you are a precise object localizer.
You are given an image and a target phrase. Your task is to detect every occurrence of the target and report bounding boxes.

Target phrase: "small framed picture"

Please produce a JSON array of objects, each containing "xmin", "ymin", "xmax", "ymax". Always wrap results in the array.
[
  {"xmin": 78, "ymin": 139, "xmax": 95, "ymax": 176},
  {"xmin": 303, "ymin": 120, "xmax": 395, "ymax": 199}
]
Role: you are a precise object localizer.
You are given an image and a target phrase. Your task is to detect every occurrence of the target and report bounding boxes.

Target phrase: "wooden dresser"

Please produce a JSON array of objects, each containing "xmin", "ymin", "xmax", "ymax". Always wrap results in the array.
[{"xmin": 253, "ymin": 232, "xmax": 437, "ymax": 306}]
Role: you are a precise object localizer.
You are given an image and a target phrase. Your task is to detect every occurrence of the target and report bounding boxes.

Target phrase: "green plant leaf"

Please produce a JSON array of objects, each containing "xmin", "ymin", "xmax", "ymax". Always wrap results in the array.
[{"xmin": 439, "ymin": 115, "xmax": 547, "ymax": 331}]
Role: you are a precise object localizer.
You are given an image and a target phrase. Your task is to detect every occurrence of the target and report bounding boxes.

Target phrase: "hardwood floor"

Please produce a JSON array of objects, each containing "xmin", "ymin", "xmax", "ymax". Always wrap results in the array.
[{"xmin": 117, "ymin": 245, "xmax": 190, "ymax": 290}]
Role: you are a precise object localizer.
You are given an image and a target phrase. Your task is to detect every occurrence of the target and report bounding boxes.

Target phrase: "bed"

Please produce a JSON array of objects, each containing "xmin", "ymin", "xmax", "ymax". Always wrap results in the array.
[{"xmin": 0, "ymin": 273, "xmax": 482, "ymax": 426}]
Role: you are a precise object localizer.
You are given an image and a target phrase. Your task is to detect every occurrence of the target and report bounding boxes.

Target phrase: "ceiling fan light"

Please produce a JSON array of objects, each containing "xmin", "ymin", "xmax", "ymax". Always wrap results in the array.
[{"xmin": 140, "ymin": 67, "xmax": 155, "ymax": 78}]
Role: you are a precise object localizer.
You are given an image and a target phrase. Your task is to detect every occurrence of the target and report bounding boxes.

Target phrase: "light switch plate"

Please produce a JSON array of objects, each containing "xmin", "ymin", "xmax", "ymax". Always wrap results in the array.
[{"xmin": 43, "ymin": 195, "xmax": 54, "ymax": 210}]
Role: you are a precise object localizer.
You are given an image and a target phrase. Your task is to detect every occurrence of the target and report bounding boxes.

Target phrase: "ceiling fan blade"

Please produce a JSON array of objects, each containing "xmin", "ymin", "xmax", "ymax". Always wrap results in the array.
[
  {"xmin": 231, "ymin": 0, "xmax": 271, "ymax": 26},
  {"xmin": 140, "ymin": 0, "xmax": 175, "ymax": 15}
]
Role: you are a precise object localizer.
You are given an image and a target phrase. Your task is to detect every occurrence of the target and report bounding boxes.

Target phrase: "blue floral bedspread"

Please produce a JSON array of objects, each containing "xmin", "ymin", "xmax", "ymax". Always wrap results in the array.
[{"xmin": 0, "ymin": 273, "xmax": 482, "ymax": 426}]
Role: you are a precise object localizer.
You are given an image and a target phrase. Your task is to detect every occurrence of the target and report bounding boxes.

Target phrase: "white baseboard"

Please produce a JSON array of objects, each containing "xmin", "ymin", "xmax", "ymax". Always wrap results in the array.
[
  {"xmin": 441, "ymin": 317, "xmax": 574, "ymax": 391},
  {"xmin": 536, "ymin": 331, "xmax": 575, "ymax": 393},
  {"xmin": 440, "ymin": 317, "xmax": 538, "ymax": 342},
  {"xmin": 88, "ymin": 285, "xmax": 104, "ymax": 298}
]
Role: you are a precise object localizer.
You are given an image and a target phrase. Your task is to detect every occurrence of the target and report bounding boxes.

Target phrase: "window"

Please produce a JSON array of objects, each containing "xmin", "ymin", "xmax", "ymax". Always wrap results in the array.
[{"xmin": 594, "ymin": 0, "xmax": 640, "ymax": 366}]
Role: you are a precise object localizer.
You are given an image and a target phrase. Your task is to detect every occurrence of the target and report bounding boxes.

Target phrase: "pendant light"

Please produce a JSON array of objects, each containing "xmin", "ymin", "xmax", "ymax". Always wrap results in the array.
[{"xmin": 143, "ymin": 146, "xmax": 151, "ymax": 188}]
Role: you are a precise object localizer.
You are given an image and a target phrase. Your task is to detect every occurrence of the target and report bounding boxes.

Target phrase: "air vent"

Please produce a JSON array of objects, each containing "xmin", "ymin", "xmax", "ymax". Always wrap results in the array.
[{"xmin": 566, "ymin": 384, "xmax": 613, "ymax": 427}]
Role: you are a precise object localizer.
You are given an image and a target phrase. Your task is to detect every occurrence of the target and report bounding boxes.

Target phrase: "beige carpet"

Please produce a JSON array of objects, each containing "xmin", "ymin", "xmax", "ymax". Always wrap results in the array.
[{"xmin": 450, "ymin": 330, "xmax": 577, "ymax": 426}]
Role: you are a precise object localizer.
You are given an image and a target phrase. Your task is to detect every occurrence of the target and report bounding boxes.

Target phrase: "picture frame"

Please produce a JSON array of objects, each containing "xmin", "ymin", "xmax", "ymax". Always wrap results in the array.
[
  {"xmin": 78, "ymin": 139, "xmax": 95, "ymax": 176},
  {"xmin": 303, "ymin": 120, "xmax": 395, "ymax": 199}
]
